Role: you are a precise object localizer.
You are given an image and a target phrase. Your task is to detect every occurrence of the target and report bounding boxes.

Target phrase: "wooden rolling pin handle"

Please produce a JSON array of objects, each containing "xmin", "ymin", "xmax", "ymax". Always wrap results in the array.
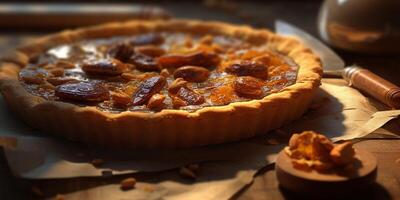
[{"xmin": 343, "ymin": 67, "xmax": 400, "ymax": 109}]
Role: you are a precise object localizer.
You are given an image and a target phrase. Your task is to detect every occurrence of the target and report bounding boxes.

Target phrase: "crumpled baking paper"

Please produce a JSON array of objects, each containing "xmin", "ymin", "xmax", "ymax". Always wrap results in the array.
[{"xmin": 0, "ymin": 79, "xmax": 399, "ymax": 200}]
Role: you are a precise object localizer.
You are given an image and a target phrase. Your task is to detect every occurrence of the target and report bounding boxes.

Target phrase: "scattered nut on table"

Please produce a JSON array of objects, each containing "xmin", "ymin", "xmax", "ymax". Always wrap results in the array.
[{"xmin": 120, "ymin": 177, "xmax": 137, "ymax": 190}]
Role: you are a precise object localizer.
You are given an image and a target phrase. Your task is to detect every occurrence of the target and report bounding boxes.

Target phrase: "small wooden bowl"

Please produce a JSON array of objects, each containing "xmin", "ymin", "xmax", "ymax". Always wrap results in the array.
[{"xmin": 276, "ymin": 147, "xmax": 377, "ymax": 195}]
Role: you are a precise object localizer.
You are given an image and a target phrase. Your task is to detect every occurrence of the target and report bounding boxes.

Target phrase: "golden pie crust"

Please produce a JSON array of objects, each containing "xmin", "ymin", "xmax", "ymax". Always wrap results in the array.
[{"xmin": 0, "ymin": 19, "xmax": 322, "ymax": 148}]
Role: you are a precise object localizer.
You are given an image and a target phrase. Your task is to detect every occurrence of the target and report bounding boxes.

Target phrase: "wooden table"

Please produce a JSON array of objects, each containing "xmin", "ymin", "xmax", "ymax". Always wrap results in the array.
[{"xmin": 0, "ymin": 1, "xmax": 399, "ymax": 199}]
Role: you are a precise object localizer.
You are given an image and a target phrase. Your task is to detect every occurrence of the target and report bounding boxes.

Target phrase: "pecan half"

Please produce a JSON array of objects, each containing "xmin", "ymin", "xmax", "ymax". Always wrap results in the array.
[
  {"xmin": 225, "ymin": 60, "xmax": 269, "ymax": 79},
  {"xmin": 128, "ymin": 53, "xmax": 160, "ymax": 71},
  {"xmin": 158, "ymin": 51, "xmax": 220, "ymax": 68},
  {"xmin": 135, "ymin": 45, "xmax": 166, "ymax": 57},
  {"xmin": 108, "ymin": 43, "xmax": 134, "ymax": 62},
  {"xmin": 82, "ymin": 58, "xmax": 127, "ymax": 76},
  {"xmin": 132, "ymin": 76, "xmax": 166, "ymax": 106},
  {"xmin": 173, "ymin": 66, "xmax": 210, "ymax": 82},
  {"xmin": 47, "ymin": 77, "xmax": 79, "ymax": 86},
  {"xmin": 174, "ymin": 87, "xmax": 205, "ymax": 105},
  {"xmin": 55, "ymin": 82, "xmax": 109, "ymax": 102}
]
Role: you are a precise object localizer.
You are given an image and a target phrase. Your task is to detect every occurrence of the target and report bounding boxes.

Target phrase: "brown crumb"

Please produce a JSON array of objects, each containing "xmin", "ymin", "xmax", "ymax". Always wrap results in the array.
[
  {"xmin": 179, "ymin": 166, "xmax": 197, "ymax": 179},
  {"xmin": 91, "ymin": 158, "xmax": 104, "ymax": 167},
  {"xmin": 120, "ymin": 177, "xmax": 137, "ymax": 191},
  {"xmin": 396, "ymin": 158, "xmax": 400, "ymax": 165}
]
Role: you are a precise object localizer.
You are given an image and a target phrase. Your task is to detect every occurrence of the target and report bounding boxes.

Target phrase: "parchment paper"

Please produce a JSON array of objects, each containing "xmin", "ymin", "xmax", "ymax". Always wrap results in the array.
[{"xmin": 0, "ymin": 79, "xmax": 399, "ymax": 200}]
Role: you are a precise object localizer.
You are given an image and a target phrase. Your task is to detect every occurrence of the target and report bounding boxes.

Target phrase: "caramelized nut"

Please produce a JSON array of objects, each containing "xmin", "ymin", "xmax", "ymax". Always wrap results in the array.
[
  {"xmin": 129, "ymin": 53, "xmax": 160, "ymax": 71},
  {"xmin": 55, "ymin": 60, "xmax": 75, "ymax": 69},
  {"xmin": 82, "ymin": 58, "xmax": 128, "ymax": 76},
  {"xmin": 109, "ymin": 43, "xmax": 134, "ymax": 62},
  {"xmin": 147, "ymin": 94, "xmax": 166, "ymax": 110},
  {"xmin": 171, "ymin": 95, "xmax": 187, "ymax": 108},
  {"xmin": 121, "ymin": 72, "xmax": 137, "ymax": 81},
  {"xmin": 158, "ymin": 51, "xmax": 220, "ymax": 68},
  {"xmin": 120, "ymin": 177, "xmax": 137, "ymax": 190},
  {"xmin": 110, "ymin": 91, "xmax": 132, "ymax": 107},
  {"xmin": 233, "ymin": 76, "xmax": 264, "ymax": 99},
  {"xmin": 160, "ymin": 68, "xmax": 170, "ymax": 78},
  {"xmin": 175, "ymin": 87, "xmax": 205, "ymax": 105},
  {"xmin": 225, "ymin": 60, "xmax": 269, "ymax": 79},
  {"xmin": 173, "ymin": 66, "xmax": 210, "ymax": 82},
  {"xmin": 135, "ymin": 45, "xmax": 166, "ymax": 57},
  {"xmin": 55, "ymin": 82, "xmax": 109, "ymax": 102},
  {"xmin": 330, "ymin": 142, "xmax": 355, "ymax": 166},
  {"xmin": 168, "ymin": 78, "xmax": 188, "ymax": 94},
  {"xmin": 132, "ymin": 76, "xmax": 166, "ymax": 106},
  {"xmin": 19, "ymin": 68, "xmax": 48, "ymax": 84},
  {"xmin": 130, "ymin": 33, "xmax": 164, "ymax": 46},
  {"xmin": 48, "ymin": 67, "xmax": 64, "ymax": 77},
  {"xmin": 47, "ymin": 77, "xmax": 79, "ymax": 86}
]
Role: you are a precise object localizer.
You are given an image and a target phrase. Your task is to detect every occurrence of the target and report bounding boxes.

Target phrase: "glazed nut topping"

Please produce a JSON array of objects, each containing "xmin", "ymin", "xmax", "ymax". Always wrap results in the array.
[
  {"xmin": 120, "ymin": 177, "xmax": 137, "ymax": 190},
  {"xmin": 55, "ymin": 82, "xmax": 109, "ymax": 102},
  {"xmin": 285, "ymin": 131, "xmax": 356, "ymax": 172},
  {"xmin": 82, "ymin": 58, "xmax": 127, "ymax": 76},
  {"xmin": 132, "ymin": 76, "xmax": 166, "ymax": 106},
  {"xmin": 21, "ymin": 32, "xmax": 298, "ymax": 113},
  {"xmin": 19, "ymin": 68, "xmax": 48, "ymax": 84},
  {"xmin": 128, "ymin": 53, "xmax": 160, "ymax": 71},
  {"xmin": 173, "ymin": 66, "xmax": 210, "ymax": 82},
  {"xmin": 158, "ymin": 51, "xmax": 220, "ymax": 68},
  {"xmin": 226, "ymin": 60, "xmax": 269, "ymax": 79}
]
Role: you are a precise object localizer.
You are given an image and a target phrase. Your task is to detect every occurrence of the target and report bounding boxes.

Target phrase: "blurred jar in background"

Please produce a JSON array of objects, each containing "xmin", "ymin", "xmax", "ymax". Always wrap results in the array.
[{"xmin": 318, "ymin": 0, "xmax": 400, "ymax": 54}]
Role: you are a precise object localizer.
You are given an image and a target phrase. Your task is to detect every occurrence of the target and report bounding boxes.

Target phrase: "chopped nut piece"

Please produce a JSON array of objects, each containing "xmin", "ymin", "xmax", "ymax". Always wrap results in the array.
[
  {"xmin": 110, "ymin": 91, "xmax": 132, "ymax": 107},
  {"xmin": 56, "ymin": 60, "xmax": 75, "ymax": 69},
  {"xmin": 121, "ymin": 72, "xmax": 137, "ymax": 81},
  {"xmin": 147, "ymin": 94, "xmax": 166, "ymax": 110},
  {"xmin": 330, "ymin": 142, "xmax": 355, "ymax": 166},
  {"xmin": 91, "ymin": 158, "xmax": 104, "ymax": 167},
  {"xmin": 173, "ymin": 66, "xmax": 210, "ymax": 82},
  {"xmin": 168, "ymin": 78, "xmax": 188, "ymax": 94},
  {"xmin": 160, "ymin": 68, "xmax": 170, "ymax": 77},
  {"xmin": 47, "ymin": 77, "xmax": 79, "ymax": 86},
  {"xmin": 48, "ymin": 67, "xmax": 64, "ymax": 77},
  {"xmin": 120, "ymin": 177, "xmax": 137, "ymax": 190},
  {"xmin": 19, "ymin": 68, "xmax": 48, "ymax": 84},
  {"xmin": 179, "ymin": 166, "xmax": 196, "ymax": 179}
]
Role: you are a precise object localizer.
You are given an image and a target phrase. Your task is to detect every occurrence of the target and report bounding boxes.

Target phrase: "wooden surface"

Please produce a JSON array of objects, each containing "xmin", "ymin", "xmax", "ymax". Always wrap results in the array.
[{"xmin": 0, "ymin": 1, "xmax": 399, "ymax": 199}]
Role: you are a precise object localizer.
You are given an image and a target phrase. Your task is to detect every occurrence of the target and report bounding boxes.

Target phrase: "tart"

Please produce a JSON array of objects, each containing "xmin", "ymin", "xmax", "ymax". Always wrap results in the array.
[{"xmin": 0, "ymin": 19, "xmax": 322, "ymax": 148}]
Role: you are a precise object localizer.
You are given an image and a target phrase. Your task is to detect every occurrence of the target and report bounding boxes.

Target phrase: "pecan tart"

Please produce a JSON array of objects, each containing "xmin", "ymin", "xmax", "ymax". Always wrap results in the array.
[{"xmin": 0, "ymin": 20, "xmax": 322, "ymax": 148}]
